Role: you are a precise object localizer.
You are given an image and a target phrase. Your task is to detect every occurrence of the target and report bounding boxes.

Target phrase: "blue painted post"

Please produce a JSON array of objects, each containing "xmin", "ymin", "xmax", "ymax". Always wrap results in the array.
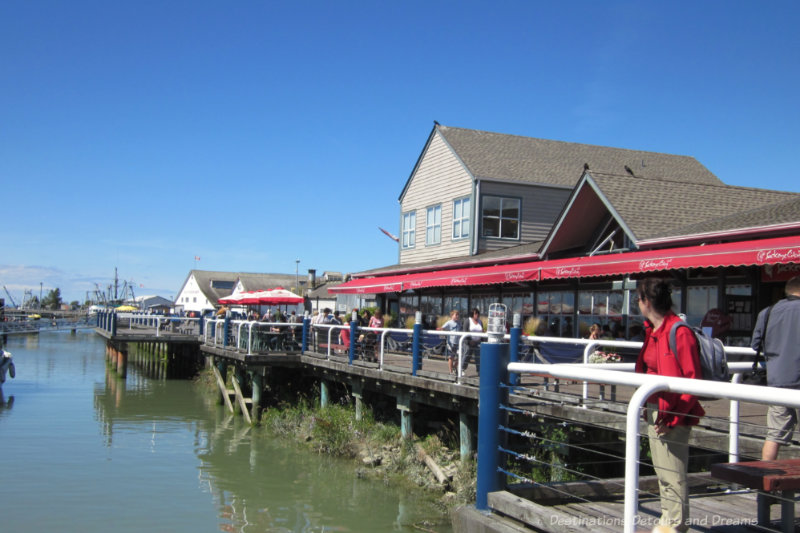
[
  {"xmin": 348, "ymin": 319, "xmax": 357, "ymax": 364},
  {"xmin": 210, "ymin": 320, "xmax": 216, "ymax": 341},
  {"xmin": 411, "ymin": 312, "xmax": 422, "ymax": 376},
  {"xmin": 301, "ymin": 316, "xmax": 310, "ymax": 352},
  {"xmin": 198, "ymin": 316, "xmax": 204, "ymax": 336},
  {"xmin": 475, "ymin": 341, "xmax": 510, "ymax": 511},
  {"xmin": 509, "ymin": 316, "xmax": 522, "ymax": 387},
  {"xmin": 223, "ymin": 315, "xmax": 231, "ymax": 347},
  {"xmin": 111, "ymin": 312, "xmax": 117, "ymax": 337}
]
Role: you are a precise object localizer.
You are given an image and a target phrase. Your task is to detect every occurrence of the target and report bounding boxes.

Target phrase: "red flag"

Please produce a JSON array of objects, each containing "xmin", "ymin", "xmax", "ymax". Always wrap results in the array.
[
  {"xmin": 379, "ymin": 227, "xmax": 399, "ymax": 242},
  {"xmin": 194, "ymin": 256, "xmax": 201, "ymax": 261}
]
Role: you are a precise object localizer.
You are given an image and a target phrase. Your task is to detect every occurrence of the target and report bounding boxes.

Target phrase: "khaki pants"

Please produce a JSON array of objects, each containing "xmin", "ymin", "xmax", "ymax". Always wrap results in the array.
[{"xmin": 646, "ymin": 403, "xmax": 691, "ymax": 532}]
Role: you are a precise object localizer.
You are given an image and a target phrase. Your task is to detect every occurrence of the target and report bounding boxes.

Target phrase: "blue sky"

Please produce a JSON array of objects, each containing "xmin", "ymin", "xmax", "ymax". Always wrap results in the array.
[{"xmin": 2, "ymin": 1, "xmax": 799, "ymax": 304}]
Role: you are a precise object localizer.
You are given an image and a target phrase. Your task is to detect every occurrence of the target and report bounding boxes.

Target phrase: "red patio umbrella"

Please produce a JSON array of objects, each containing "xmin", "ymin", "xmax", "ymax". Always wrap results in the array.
[
  {"xmin": 256, "ymin": 287, "xmax": 303, "ymax": 306},
  {"xmin": 218, "ymin": 290, "xmax": 260, "ymax": 305}
]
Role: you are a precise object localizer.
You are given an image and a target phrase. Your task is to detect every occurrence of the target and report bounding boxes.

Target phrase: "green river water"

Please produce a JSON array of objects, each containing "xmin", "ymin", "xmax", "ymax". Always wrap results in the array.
[{"xmin": 0, "ymin": 331, "xmax": 453, "ymax": 532}]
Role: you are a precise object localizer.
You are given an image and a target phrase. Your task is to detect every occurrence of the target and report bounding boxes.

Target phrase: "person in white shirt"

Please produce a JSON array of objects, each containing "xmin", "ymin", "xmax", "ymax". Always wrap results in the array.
[{"xmin": 439, "ymin": 310, "xmax": 461, "ymax": 374}]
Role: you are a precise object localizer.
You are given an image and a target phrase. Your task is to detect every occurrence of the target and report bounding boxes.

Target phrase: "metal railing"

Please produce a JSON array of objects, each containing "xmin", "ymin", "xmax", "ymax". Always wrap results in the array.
[
  {"xmin": 203, "ymin": 318, "xmax": 302, "ymax": 354},
  {"xmin": 475, "ymin": 347, "xmax": 800, "ymax": 533},
  {"xmin": 117, "ymin": 312, "xmax": 202, "ymax": 337},
  {"xmin": 0, "ymin": 316, "xmax": 94, "ymax": 335}
]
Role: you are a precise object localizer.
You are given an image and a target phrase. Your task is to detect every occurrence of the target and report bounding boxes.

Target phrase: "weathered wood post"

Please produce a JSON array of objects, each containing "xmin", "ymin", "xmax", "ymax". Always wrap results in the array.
[
  {"xmin": 459, "ymin": 412, "xmax": 475, "ymax": 461},
  {"xmin": 397, "ymin": 392, "xmax": 413, "ymax": 440},
  {"xmin": 116, "ymin": 343, "xmax": 127, "ymax": 379},
  {"xmin": 250, "ymin": 371, "xmax": 263, "ymax": 423},
  {"xmin": 233, "ymin": 366, "xmax": 247, "ymax": 415},
  {"xmin": 320, "ymin": 379, "xmax": 329, "ymax": 408},
  {"xmin": 351, "ymin": 380, "xmax": 364, "ymax": 421},
  {"xmin": 215, "ymin": 359, "xmax": 228, "ymax": 406}
]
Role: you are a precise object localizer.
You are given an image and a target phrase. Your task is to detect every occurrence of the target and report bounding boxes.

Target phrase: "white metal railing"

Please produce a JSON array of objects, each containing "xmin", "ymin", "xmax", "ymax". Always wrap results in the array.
[
  {"xmin": 311, "ymin": 324, "xmax": 489, "ymax": 377},
  {"xmin": 507, "ymin": 361, "xmax": 800, "ymax": 533},
  {"xmin": 203, "ymin": 318, "xmax": 300, "ymax": 354},
  {"xmin": 119, "ymin": 313, "xmax": 202, "ymax": 337},
  {"xmin": 311, "ymin": 324, "xmax": 408, "ymax": 369}
]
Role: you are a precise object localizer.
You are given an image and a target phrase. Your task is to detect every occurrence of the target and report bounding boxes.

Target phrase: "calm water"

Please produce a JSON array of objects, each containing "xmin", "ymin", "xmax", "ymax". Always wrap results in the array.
[{"xmin": 0, "ymin": 331, "xmax": 452, "ymax": 532}]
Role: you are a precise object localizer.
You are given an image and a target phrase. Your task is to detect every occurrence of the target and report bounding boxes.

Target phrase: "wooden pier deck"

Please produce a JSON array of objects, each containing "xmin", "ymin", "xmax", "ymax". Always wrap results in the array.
[{"xmin": 485, "ymin": 488, "xmax": 786, "ymax": 532}]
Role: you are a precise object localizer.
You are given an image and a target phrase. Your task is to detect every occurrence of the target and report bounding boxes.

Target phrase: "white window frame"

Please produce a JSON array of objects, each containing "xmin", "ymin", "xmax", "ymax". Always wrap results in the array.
[
  {"xmin": 426, "ymin": 204, "xmax": 441, "ymax": 245},
  {"xmin": 402, "ymin": 211, "xmax": 416, "ymax": 249},
  {"xmin": 452, "ymin": 197, "xmax": 470, "ymax": 240},
  {"xmin": 481, "ymin": 196, "xmax": 521, "ymax": 240}
]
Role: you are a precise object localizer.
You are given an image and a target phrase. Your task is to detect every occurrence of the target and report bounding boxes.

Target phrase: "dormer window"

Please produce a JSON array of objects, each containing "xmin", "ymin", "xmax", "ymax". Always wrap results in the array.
[{"xmin": 481, "ymin": 196, "xmax": 520, "ymax": 239}]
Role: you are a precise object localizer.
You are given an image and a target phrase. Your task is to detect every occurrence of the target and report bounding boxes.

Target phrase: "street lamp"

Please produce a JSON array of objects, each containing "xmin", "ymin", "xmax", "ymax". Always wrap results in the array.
[
  {"xmin": 295, "ymin": 259, "xmax": 300, "ymax": 293},
  {"xmin": 40, "ymin": 282, "xmax": 43, "ymax": 309}
]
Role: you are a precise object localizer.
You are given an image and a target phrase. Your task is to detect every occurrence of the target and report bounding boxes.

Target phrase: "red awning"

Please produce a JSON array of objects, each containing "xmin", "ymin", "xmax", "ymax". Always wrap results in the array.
[
  {"xmin": 330, "ymin": 261, "xmax": 541, "ymax": 294},
  {"xmin": 332, "ymin": 235, "xmax": 800, "ymax": 293},
  {"xmin": 539, "ymin": 234, "xmax": 800, "ymax": 280}
]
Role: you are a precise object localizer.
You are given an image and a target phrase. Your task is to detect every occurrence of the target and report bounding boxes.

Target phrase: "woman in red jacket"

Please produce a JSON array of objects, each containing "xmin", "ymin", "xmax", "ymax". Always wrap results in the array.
[{"xmin": 634, "ymin": 278, "xmax": 705, "ymax": 532}]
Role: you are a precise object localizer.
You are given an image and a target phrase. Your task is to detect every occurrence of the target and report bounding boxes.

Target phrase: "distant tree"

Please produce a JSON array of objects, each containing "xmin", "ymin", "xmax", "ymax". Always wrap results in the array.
[
  {"xmin": 70, "ymin": 300, "xmax": 80, "ymax": 310},
  {"xmin": 42, "ymin": 288, "xmax": 63, "ymax": 310},
  {"xmin": 26, "ymin": 296, "xmax": 40, "ymax": 309}
]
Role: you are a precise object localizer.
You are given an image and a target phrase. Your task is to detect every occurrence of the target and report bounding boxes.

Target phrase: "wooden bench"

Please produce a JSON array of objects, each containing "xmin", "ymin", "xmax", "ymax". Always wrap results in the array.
[
  {"xmin": 711, "ymin": 458, "xmax": 800, "ymax": 532},
  {"xmin": 318, "ymin": 343, "xmax": 348, "ymax": 353}
]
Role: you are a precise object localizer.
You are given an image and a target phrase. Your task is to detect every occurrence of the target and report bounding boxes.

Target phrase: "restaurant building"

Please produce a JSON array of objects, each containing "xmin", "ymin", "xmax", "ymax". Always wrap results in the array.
[{"xmin": 331, "ymin": 124, "xmax": 800, "ymax": 345}]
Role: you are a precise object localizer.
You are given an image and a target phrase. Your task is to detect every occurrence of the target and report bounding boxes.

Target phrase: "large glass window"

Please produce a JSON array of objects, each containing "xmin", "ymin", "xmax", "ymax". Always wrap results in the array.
[
  {"xmin": 687, "ymin": 285, "xmax": 718, "ymax": 327},
  {"xmin": 481, "ymin": 196, "xmax": 520, "ymax": 239},
  {"xmin": 502, "ymin": 292, "xmax": 533, "ymax": 325},
  {"xmin": 398, "ymin": 293, "xmax": 419, "ymax": 327},
  {"xmin": 725, "ymin": 284, "xmax": 753, "ymax": 346},
  {"xmin": 420, "ymin": 294, "xmax": 443, "ymax": 329},
  {"xmin": 577, "ymin": 290, "xmax": 624, "ymax": 338},
  {"xmin": 536, "ymin": 290, "xmax": 575, "ymax": 337},
  {"xmin": 444, "ymin": 294, "xmax": 469, "ymax": 315},
  {"xmin": 402, "ymin": 211, "xmax": 416, "ymax": 249},
  {"xmin": 452, "ymin": 197, "xmax": 470, "ymax": 240},
  {"xmin": 426, "ymin": 205, "xmax": 441, "ymax": 245}
]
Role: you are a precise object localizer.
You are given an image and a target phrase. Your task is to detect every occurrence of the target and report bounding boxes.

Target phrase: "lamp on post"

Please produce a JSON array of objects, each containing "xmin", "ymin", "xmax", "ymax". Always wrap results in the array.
[{"xmin": 295, "ymin": 259, "xmax": 300, "ymax": 293}]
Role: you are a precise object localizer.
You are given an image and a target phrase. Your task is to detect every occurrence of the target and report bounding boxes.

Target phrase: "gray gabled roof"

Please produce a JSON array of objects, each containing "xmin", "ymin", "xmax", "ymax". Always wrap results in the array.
[
  {"xmin": 435, "ymin": 125, "xmax": 722, "ymax": 187},
  {"xmin": 587, "ymin": 171, "xmax": 800, "ymax": 243},
  {"xmin": 183, "ymin": 270, "xmax": 240, "ymax": 304},
  {"xmin": 658, "ymin": 194, "xmax": 800, "ymax": 242}
]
